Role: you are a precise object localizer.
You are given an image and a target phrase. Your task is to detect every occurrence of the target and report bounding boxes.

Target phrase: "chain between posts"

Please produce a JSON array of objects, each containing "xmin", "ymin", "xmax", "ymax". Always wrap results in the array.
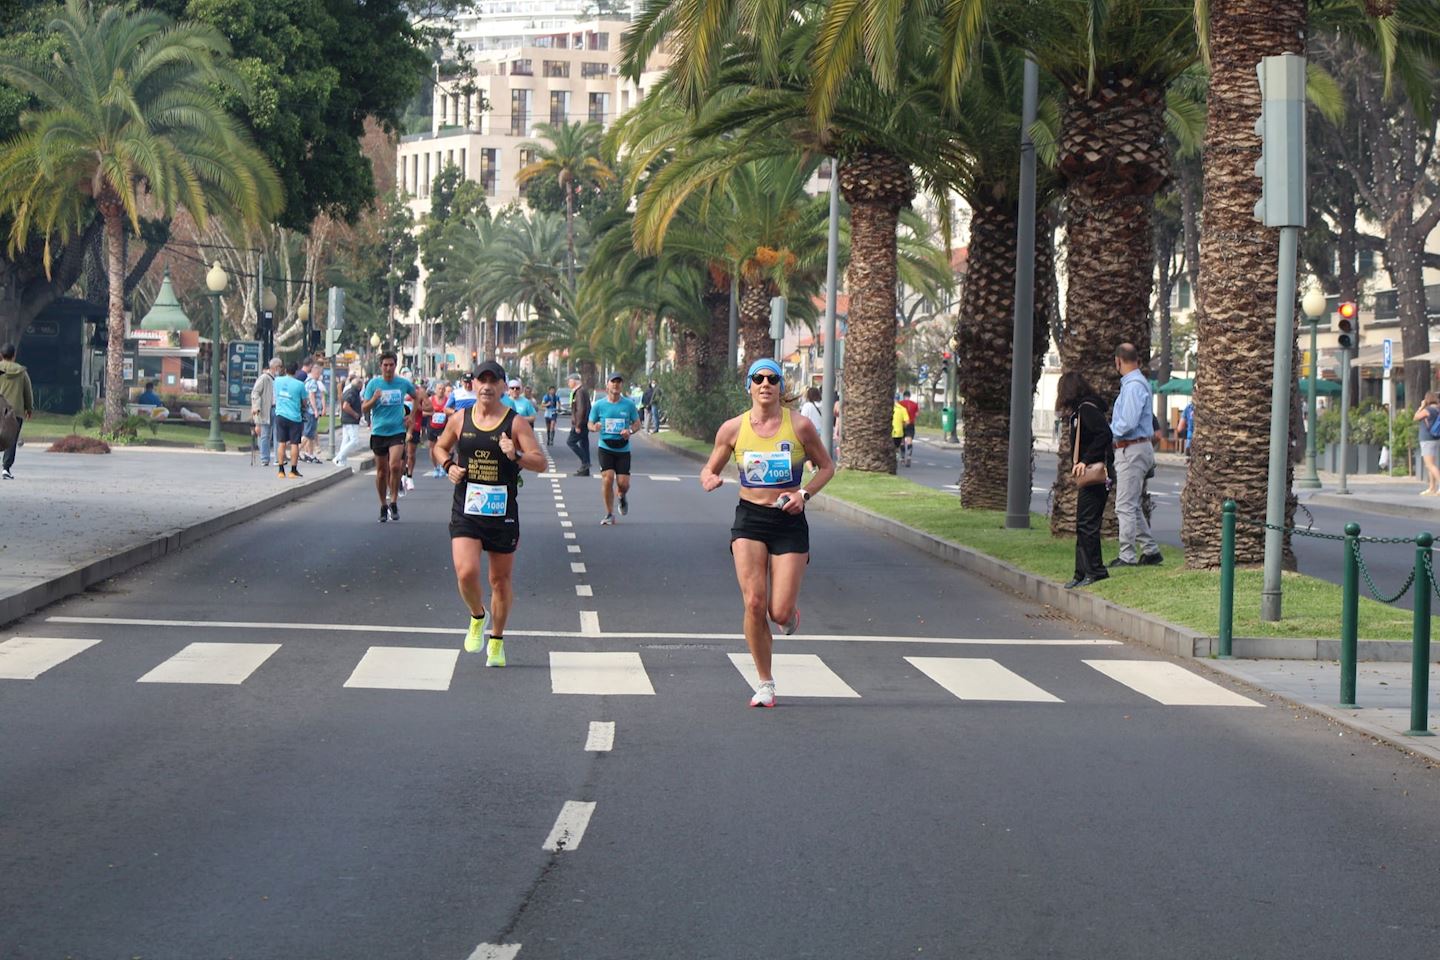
[{"xmin": 1232, "ymin": 514, "xmax": 1418, "ymax": 602}]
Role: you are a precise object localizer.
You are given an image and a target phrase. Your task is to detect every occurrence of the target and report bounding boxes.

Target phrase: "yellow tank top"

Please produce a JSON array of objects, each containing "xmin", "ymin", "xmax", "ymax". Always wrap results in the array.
[{"xmin": 734, "ymin": 408, "xmax": 804, "ymax": 489}]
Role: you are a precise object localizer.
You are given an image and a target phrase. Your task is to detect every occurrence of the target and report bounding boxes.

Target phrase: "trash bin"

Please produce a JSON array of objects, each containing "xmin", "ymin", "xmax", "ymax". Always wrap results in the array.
[{"xmin": 941, "ymin": 406, "xmax": 955, "ymax": 436}]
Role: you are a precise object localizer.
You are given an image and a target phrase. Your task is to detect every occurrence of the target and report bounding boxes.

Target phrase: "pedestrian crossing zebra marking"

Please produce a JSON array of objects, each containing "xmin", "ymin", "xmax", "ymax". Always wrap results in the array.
[
  {"xmin": 727, "ymin": 653, "xmax": 861, "ymax": 698},
  {"xmin": 550, "ymin": 651, "xmax": 654, "ymax": 696},
  {"xmin": 466, "ymin": 944, "xmax": 521, "ymax": 960},
  {"xmin": 907, "ymin": 657, "xmax": 1063, "ymax": 702},
  {"xmin": 344, "ymin": 647, "xmax": 459, "ymax": 692},
  {"xmin": 1084, "ymin": 660, "xmax": 1262, "ymax": 707},
  {"xmin": 0, "ymin": 636, "xmax": 102, "ymax": 679},
  {"xmin": 137, "ymin": 642, "xmax": 280, "ymax": 685}
]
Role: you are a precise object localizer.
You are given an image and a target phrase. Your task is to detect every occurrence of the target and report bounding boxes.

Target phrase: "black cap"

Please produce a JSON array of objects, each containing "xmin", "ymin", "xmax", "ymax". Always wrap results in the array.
[{"xmin": 472, "ymin": 360, "xmax": 506, "ymax": 381}]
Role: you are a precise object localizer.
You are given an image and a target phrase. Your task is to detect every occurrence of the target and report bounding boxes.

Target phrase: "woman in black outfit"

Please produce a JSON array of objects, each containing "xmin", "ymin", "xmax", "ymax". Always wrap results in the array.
[{"xmin": 1058, "ymin": 371, "xmax": 1112, "ymax": 588}]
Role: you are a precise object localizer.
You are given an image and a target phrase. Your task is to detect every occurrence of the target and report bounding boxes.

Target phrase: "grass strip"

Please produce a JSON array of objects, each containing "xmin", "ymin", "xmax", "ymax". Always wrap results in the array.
[{"xmin": 822, "ymin": 469, "xmax": 1422, "ymax": 643}]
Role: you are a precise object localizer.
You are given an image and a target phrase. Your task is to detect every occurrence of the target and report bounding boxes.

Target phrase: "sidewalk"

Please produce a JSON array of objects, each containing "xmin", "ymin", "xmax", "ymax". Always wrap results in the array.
[
  {"xmin": 0, "ymin": 443, "xmax": 370, "ymax": 627},
  {"xmin": 647, "ymin": 427, "xmax": 1440, "ymax": 765}
]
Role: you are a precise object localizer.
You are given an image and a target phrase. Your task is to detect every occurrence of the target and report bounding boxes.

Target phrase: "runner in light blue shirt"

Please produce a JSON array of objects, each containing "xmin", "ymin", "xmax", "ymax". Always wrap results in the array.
[
  {"xmin": 361, "ymin": 353, "xmax": 424, "ymax": 523},
  {"xmin": 588, "ymin": 372, "xmax": 642, "ymax": 524},
  {"xmin": 501, "ymin": 378, "xmax": 538, "ymax": 422}
]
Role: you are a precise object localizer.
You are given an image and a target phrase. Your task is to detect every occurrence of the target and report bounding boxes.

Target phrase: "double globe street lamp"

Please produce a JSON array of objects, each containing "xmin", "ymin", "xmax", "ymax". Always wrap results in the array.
[{"xmin": 205, "ymin": 261, "xmax": 228, "ymax": 452}]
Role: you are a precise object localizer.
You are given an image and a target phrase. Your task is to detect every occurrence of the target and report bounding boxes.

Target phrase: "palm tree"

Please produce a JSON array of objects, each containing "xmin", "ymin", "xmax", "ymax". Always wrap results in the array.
[
  {"xmin": 623, "ymin": 15, "xmax": 966, "ymax": 472},
  {"xmin": 0, "ymin": 0, "xmax": 281, "ymax": 432},
  {"xmin": 515, "ymin": 122, "xmax": 615, "ymax": 286}
]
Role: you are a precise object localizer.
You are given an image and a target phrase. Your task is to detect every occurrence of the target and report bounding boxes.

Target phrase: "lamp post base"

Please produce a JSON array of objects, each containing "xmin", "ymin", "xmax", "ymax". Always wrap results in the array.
[{"xmin": 1297, "ymin": 474, "xmax": 1322, "ymax": 490}]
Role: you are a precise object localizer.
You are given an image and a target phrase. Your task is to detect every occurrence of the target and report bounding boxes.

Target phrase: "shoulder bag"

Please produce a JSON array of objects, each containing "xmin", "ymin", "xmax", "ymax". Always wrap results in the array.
[{"xmin": 1073, "ymin": 405, "xmax": 1107, "ymax": 488}]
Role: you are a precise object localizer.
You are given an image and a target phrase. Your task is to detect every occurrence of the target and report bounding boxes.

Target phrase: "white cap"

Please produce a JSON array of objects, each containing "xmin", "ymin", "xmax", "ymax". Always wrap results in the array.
[{"xmin": 507, "ymin": 378, "xmax": 522, "ymax": 387}]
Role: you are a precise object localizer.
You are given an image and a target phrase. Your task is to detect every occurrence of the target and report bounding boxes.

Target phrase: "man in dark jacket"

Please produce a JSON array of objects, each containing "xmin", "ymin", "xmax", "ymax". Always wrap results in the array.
[{"xmin": 0, "ymin": 343, "xmax": 35, "ymax": 479}]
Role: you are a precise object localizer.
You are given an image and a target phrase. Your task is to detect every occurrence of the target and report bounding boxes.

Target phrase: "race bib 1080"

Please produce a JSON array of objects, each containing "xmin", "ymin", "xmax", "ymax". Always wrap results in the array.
[{"xmin": 463, "ymin": 483, "xmax": 509, "ymax": 517}]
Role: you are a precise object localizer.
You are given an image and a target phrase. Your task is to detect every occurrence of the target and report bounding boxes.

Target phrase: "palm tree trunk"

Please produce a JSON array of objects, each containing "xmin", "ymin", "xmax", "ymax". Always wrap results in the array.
[
  {"xmin": 957, "ymin": 199, "xmax": 1051, "ymax": 509},
  {"xmin": 1179, "ymin": 0, "xmax": 1307, "ymax": 569},
  {"xmin": 101, "ymin": 205, "xmax": 128, "ymax": 433},
  {"xmin": 1049, "ymin": 76, "xmax": 1168, "ymax": 536},
  {"xmin": 565, "ymin": 187, "xmax": 576, "ymax": 287},
  {"xmin": 702, "ymin": 282, "xmax": 731, "ymax": 394},
  {"xmin": 838, "ymin": 150, "xmax": 915, "ymax": 473},
  {"xmin": 738, "ymin": 280, "xmax": 775, "ymax": 365}
]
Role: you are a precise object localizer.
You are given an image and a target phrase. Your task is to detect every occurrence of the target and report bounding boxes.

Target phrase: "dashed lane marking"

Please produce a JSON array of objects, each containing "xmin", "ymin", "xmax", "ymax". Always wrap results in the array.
[
  {"xmin": 585, "ymin": 721, "xmax": 615, "ymax": 751},
  {"xmin": 580, "ymin": 611, "xmax": 601, "ymax": 635},
  {"xmin": 567, "ymin": 545, "xmax": 582, "ymax": 554},
  {"xmin": 575, "ymin": 585, "xmax": 593, "ymax": 597},
  {"xmin": 542, "ymin": 800, "xmax": 596, "ymax": 852},
  {"xmin": 564, "ymin": 532, "xmax": 577, "ymax": 540},
  {"xmin": 570, "ymin": 562, "xmax": 587, "ymax": 574}
]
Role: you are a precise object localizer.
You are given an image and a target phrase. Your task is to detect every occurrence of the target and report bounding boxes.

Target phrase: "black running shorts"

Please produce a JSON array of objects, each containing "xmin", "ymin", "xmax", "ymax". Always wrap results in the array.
[
  {"xmin": 598, "ymin": 448, "xmax": 631, "ymax": 475},
  {"xmin": 370, "ymin": 432, "xmax": 406, "ymax": 455},
  {"xmin": 730, "ymin": 498, "xmax": 809, "ymax": 556},
  {"xmin": 902, "ymin": 423, "xmax": 915, "ymax": 439},
  {"xmin": 426, "ymin": 426, "xmax": 445, "ymax": 443},
  {"xmin": 449, "ymin": 514, "xmax": 520, "ymax": 553},
  {"xmin": 275, "ymin": 416, "xmax": 303, "ymax": 444}
]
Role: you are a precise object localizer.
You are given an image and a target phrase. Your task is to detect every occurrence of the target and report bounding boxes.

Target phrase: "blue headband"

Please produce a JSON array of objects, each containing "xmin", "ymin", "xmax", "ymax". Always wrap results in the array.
[{"xmin": 746, "ymin": 359, "xmax": 783, "ymax": 395}]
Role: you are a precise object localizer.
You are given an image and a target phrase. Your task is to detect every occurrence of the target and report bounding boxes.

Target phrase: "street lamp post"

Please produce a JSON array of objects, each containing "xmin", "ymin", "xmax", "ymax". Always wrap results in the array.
[
  {"xmin": 204, "ymin": 261, "xmax": 228, "ymax": 452},
  {"xmin": 1299, "ymin": 286, "xmax": 1326, "ymax": 489},
  {"xmin": 370, "ymin": 332, "xmax": 382, "ymax": 376}
]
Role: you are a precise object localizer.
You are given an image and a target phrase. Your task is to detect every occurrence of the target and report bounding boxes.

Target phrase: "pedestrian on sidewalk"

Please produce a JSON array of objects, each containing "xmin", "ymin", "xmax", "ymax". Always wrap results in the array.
[
  {"xmin": 433, "ymin": 360, "xmax": 546, "ymax": 666},
  {"xmin": 891, "ymin": 394, "xmax": 909, "ymax": 466},
  {"xmin": 899, "ymin": 390, "xmax": 919, "ymax": 467},
  {"xmin": 334, "ymin": 376, "xmax": 365, "ymax": 469},
  {"xmin": 1109, "ymin": 343, "xmax": 1162, "ymax": 567},
  {"xmin": 272, "ymin": 361, "xmax": 309, "ymax": 479},
  {"xmin": 1059, "ymin": 372, "xmax": 1112, "ymax": 588},
  {"xmin": 566, "ymin": 372, "xmax": 592, "ymax": 476},
  {"xmin": 299, "ymin": 360, "xmax": 324, "ymax": 463},
  {"xmin": 700, "ymin": 358, "xmax": 835, "ymax": 708},
  {"xmin": 589, "ymin": 372, "xmax": 642, "ymax": 525},
  {"xmin": 642, "ymin": 378, "xmax": 661, "ymax": 433},
  {"xmin": 1413, "ymin": 392, "xmax": 1440, "ymax": 495},
  {"xmin": 250, "ymin": 358, "xmax": 281, "ymax": 467},
  {"xmin": 0, "ymin": 342, "xmax": 34, "ymax": 480}
]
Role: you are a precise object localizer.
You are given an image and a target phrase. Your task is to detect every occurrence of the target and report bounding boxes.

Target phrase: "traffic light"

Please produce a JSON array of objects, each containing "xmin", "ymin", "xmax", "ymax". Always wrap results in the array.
[
  {"xmin": 941, "ymin": 351, "xmax": 951, "ymax": 376},
  {"xmin": 1253, "ymin": 54, "xmax": 1307, "ymax": 228},
  {"xmin": 1336, "ymin": 301, "xmax": 1359, "ymax": 349}
]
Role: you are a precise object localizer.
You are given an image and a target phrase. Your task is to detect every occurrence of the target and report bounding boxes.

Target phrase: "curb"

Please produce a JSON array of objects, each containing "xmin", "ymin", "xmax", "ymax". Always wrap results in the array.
[
  {"xmin": 1309, "ymin": 492, "xmax": 1440, "ymax": 524},
  {"xmin": 0, "ymin": 460, "xmax": 366, "ymax": 630}
]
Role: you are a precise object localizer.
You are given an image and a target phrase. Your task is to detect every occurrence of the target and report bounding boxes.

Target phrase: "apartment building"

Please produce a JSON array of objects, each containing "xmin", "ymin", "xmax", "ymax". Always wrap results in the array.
[{"xmin": 396, "ymin": 12, "xmax": 669, "ymax": 215}]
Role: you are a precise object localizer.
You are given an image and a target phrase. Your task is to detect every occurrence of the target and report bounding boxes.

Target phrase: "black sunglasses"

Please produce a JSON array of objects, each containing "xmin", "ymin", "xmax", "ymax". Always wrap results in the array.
[{"xmin": 750, "ymin": 373, "xmax": 781, "ymax": 385}]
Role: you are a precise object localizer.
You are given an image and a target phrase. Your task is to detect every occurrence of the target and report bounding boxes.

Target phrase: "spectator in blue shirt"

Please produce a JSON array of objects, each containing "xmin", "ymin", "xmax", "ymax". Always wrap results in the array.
[
  {"xmin": 136, "ymin": 382, "xmax": 163, "ymax": 406},
  {"xmin": 1108, "ymin": 343, "xmax": 1162, "ymax": 568}
]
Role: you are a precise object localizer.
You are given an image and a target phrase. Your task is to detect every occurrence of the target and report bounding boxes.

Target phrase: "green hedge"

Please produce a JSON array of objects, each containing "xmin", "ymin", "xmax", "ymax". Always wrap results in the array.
[{"xmin": 656, "ymin": 367, "xmax": 746, "ymax": 442}]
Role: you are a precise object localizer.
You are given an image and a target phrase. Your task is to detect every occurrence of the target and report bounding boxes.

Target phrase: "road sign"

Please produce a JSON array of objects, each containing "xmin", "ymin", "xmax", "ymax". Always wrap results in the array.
[{"xmin": 1383, "ymin": 338, "xmax": 1393, "ymax": 374}]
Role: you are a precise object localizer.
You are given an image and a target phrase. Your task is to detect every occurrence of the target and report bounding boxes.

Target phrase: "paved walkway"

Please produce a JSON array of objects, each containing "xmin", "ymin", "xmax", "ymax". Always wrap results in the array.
[{"xmin": 0, "ymin": 442, "xmax": 366, "ymax": 625}]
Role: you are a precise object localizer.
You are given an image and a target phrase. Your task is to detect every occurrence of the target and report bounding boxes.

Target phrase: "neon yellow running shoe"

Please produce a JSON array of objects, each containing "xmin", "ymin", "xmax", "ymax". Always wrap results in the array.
[
  {"xmin": 486, "ymin": 635, "xmax": 506, "ymax": 668},
  {"xmin": 463, "ymin": 612, "xmax": 487, "ymax": 653}
]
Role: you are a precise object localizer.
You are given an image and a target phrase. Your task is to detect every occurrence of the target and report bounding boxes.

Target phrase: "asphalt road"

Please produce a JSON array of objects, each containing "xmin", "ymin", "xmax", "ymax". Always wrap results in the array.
[
  {"xmin": 3, "ymin": 435, "xmax": 1439, "ymax": 958},
  {"xmin": 904, "ymin": 434, "xmax": 1428, "ymax": 607}
]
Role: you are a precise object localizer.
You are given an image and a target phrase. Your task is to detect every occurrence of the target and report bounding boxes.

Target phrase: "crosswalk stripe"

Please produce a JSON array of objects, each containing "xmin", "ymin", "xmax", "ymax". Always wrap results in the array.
[
  {"xmin": 344, "ymin": 647, "xmax": 459, "ymax": 691},
  {"xmin": 542, "ymin": 800, "xmax": 596, "ymax": 852},
  {"xmin": 550, "ymin": 651, "xmax": 654, "ymax": 695},
  {"xmin": 466, "ymin": 944, "xmax": 521, "ymax": 960},
  {"xmin": 1084, "ymin": 660, "xmax": 1262, "ymax": 707},
  {"xmin": 906, "ymin": 657, "xmax": 1063, "ymax": 702},
  {"xmin": 137, "ymin": 642, "xmax": 280, "ymax": 685},
  {"xmin": 0, "ymin": 636, "xmax": 102, "ymax": 680},
  {"xmin": 727, "ymin": 653, "xmax": 861, "ymax": 698}
]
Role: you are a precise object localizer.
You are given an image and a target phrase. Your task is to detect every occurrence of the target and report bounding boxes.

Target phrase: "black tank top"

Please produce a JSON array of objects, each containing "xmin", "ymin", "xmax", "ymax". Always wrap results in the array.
[{"xmin": 452, "ymin": 406, "xmax": 520, "ymax": 527}]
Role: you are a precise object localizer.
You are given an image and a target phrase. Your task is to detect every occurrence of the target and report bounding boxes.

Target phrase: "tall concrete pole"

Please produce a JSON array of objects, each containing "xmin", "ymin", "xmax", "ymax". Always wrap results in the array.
[
  {"xmin": 1004, "ymin": 59, "xmax": 1040, "ymax": 529},
  {"xmin": 1260, "ymin": 225, "xmax": 1300, "ymax": 621},
  {"xmin": 821, "ymin": 163, "xmax": 841, "ymax": 457}
]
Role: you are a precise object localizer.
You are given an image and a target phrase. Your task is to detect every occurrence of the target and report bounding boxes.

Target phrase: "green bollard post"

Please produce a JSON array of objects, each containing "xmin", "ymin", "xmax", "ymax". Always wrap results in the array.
[
  {"xmin": 1218, "ymin": 500, "xmax": 1236, "ymax": 659},
  {"xmin": 1406, "ymin": 532, "xmax": 1434, "ymax": 737},
  {"xmin": 1340, "ymin": 522, "xmax": 1361, "ymax": 708}
]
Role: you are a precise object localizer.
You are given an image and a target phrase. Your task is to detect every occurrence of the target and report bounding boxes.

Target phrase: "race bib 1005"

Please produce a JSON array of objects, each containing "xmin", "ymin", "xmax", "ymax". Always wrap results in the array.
[{"xmin": 740, "ymin": 447, "xmax": 795, "ymax": 487}]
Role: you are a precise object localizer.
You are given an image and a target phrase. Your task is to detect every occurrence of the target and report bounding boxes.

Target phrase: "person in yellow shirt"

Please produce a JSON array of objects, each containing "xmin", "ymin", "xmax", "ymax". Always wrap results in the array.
[
  {"xmin": 699, "ymin": 359, "xmax": 835, "ymax": 708},
  {"xmin": 892, "ymin": 395, "xmax": 908, "ymax": 462}
]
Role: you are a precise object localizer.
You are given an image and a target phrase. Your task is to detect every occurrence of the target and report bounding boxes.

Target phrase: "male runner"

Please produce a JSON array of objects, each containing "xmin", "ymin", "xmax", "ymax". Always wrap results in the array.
[
  {"xmin": 448, "ymin": 371, "xmax": 478, "ymax": 413},
  {"xmin": 426, "ymin": 382, "xmax": 450, "ymax": 476},
  {"xmin": 361, "ymin": 353, "xmax": 424, "ymax": 522},
  {"xmin": 589, "ymin": 372, "xmax": 642, "ymax": 525},
  {"xmin": 272, "ymin": 360, "xmax": 309, "ymax": 478},
  {"xmin": 541, "ymin": 386, "xmax": 560, "ymax": 446},
  {"xmin": 898, "ymin": 390, "xmax": 919, "ymax": 467},
  {"xmin": 433, "ymin": 360, "xmax": 546, "ymax": 665},
  {"xmin": 502, "ymin": 378, "xmax": 538, "ymax": 425}
]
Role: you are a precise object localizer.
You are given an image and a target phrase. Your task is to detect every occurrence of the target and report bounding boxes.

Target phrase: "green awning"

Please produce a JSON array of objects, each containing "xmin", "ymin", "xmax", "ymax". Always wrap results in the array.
[
  {"xmin": 1300, "ymin": 377, "xmax": 1341, "ymax": 396},
  {"xmin": 1156, "ymin": 377, "xmax": 1193, "ymax": 395}
]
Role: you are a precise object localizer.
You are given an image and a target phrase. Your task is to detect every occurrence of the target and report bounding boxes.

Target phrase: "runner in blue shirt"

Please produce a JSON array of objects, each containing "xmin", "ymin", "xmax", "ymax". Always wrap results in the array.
[
  {"xmin": 501, "ymin": 378, "xmax": 538, "ymax": 424},
  {"xmin": 589, "ymin": 372, "xmax": 642, "ymax": 525},
  {"xmin": 361, "ymin": 352, "xmax": 424, "ymax": 523},
  {"xmin": 541, "ymin": 386, "xmax": 560, "ymax": 446},
  {"xmin": 447, "ymin": 371, "xmax": 478, "ymax": 412}
]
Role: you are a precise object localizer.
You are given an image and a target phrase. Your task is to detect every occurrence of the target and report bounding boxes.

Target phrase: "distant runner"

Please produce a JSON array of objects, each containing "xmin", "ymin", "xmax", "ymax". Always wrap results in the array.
[
  {"xmin": 427, "ymin": 382, "xmax": 450, "ymax": 476},
  {"xmin": 700, "ymin": 359, "xmax": 834, "ymax": 708},
  {"xmin": 502, "ymin": 378, "xmax": 538, "ymax": 426},
  {"xmin": 432, "ymin": 361, "xmax": 546, "ymax": 666},
  {"xmin": 361, "ymin": 353, "xmax": 424, "ymax": 523},
  {"xmin": 898, "ymin": 390, "xmax": 918, "ymax": 467},
  {"xmin": 541, "ymin": 386, "xmax": 560, "ymax": 446},
  {"xmin": 589, "ymin": 372, "xmax": 641, "ymax": 526}
]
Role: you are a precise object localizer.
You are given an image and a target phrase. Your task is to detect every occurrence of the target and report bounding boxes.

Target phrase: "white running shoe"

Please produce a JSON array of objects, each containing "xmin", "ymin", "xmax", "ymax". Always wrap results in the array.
[{"xmin": 749, "ymin": 680, "xmax": 776, "ymax": 708}]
